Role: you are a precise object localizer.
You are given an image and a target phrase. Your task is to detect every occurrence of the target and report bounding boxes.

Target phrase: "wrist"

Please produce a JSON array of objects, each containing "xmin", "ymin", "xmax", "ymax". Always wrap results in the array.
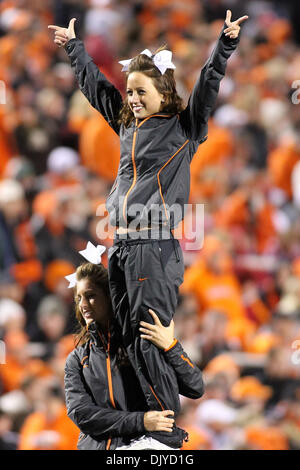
[{"xmin": 164, "ymin": 338, "xmax": 177, "ymax": 352}]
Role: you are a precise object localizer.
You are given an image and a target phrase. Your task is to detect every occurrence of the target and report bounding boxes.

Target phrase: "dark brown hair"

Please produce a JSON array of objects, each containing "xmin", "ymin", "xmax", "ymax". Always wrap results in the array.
[
  {"xmin": 118, "ymin": 45, "xmax": 184, "ymax": 128},
  {"xmin": 73, "ymin": 263, "xmax": 130, "ymax": 367},
  {"xmin": 73, "ymin": 262, "xmax": 111, "ymax": 348}
]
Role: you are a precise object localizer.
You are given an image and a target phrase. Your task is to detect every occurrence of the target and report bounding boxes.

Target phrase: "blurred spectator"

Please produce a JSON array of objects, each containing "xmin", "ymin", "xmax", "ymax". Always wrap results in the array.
[
  {"xmin": 30, "ymin": 295, "xmax": 69, "ymax": 360},
  {"xmin": 0, "ymin": 409, "xmax": 18, "ymax": 450},
  {"xmin": 18, "ymin": 381, "xmax": 79, "ymax": 450},
  {"xmin": 181, "ymin": 234, "xmax": 257, "ymax": 348},
  {"xmin": 177, "ymin": 402, "xmax": 212, "ymax": 450},
  {"xmin": 198, "ymin": 310, "xmax": 231, "ymax": 367},
  {"xmin": 262, "ymin": 346, "xmax": 300, "ymax": 407},
  {"xmin": 0, "ymin": 329, "xmax": 52, "ymax": 394},
  {"xmin": 174, "ymin": 294, "xmax": 202, "ymax": 364},
  {"xmin": 4, "ymin": 156, "xmax": 37, "ymax": 208},
  {"xmin": 244, "ymin": 425, "xmax": 289, "ymax": 450},
  {"xmin": 0, "ymin": 298, "xmax": 26, "ymax": 335},
  {"xmin": 195, "ymin": 398, "xmax": 240, "ymax": 450}
]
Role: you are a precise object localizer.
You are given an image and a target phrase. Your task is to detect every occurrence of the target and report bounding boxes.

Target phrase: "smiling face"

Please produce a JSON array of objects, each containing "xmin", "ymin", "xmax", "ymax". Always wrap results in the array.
[
  {"xmin": 126, "ymin": 71, "xmax": 165, "ymax": 119},
  {"xmin": 76, "ymin": 278, "xmax": 111, "ymax": 327}
]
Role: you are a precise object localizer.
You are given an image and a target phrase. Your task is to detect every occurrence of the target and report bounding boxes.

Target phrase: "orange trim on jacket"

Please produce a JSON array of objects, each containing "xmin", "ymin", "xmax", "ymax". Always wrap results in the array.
[
  {"xmin": 149, "ymin": 385, "xmax": 164, "ymax": 411},
  {"xmin": 164, "ymin": 338, "xmax": 178, "ymax": 352},
  {"xmin": 80, "ymin": 355, "xmax": 88, "ymax": 365},
  {"xmin": 122, "ymin": 114, "xmax": 173, "ymax": 225},
  {"xmin": 180, "ymin": 355, "xmax": 194, "ymax": 369},
  {"xmin": 157, "ymin": 140, "xmax": 190, "ymax": 220},
  {"xmin": 122, "ymin": 121, "xmax": 138, "ymax": 223}
]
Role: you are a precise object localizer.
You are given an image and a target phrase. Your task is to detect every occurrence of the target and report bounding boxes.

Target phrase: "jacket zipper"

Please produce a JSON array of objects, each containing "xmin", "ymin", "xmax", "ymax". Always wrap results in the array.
[
  {"xmin": 157, "ymin": 139, "xmax": 189, "ymax": 221},
  {"xmin": 122, "ymin": 119, "xmax": 138, "ymax": 224},
  {"xmin": 122, "ymin": 114, "xmax": 173, "ymax": 225}
]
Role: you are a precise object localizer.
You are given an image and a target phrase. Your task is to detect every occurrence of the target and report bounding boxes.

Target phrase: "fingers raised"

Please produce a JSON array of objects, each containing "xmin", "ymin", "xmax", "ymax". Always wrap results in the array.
[
  {"xmin": 48, "ymin": 25, "xmax": 61, "ymax": 31},
  {"xmin": 225, "ymin": 9, "xmax": 232, "ymax": 25},
  {"xmin": 236, "ymin": 15, "xmax": 249, "ymax": 25},
  {"xmin": 225, "ymin": 10, "xmax": 249, "ymax": 27},
  {"xmin": 68, "ymin": 17, "xmax": 77, "ymax": 37},
  {"xmin": 68, "ymin": 18, "xmax": 77, "ymax": 28},
  {"xmin": 54, "ymin": 32, "xmax": 68, "ymax": 40}
]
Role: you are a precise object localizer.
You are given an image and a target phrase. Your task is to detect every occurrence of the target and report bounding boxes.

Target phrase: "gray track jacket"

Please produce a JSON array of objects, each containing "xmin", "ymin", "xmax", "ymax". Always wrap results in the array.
[
  {"xmin": 64, "ymin": 321, "xmax": 204, "ymax": 449},
  {"xmin": 65, "ymin": 25, "xmax": 240, "ymax": 229}
]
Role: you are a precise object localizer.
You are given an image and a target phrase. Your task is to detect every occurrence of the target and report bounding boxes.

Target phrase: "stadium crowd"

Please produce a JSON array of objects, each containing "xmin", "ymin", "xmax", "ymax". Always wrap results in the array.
[{"xmin": 0, "ymin": 0, "xmax": 300, "ymax": 450}]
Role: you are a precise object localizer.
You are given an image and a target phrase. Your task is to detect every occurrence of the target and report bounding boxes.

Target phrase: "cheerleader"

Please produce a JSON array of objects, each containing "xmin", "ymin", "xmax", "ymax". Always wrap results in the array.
[{"xmin": 49, "ymin": 10, "xmax": 247, "ymax": 449}]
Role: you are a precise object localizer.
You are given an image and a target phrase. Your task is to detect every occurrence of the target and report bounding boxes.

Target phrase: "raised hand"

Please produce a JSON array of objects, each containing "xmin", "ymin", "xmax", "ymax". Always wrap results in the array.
[
  {"xmin": 139, "ymin": 309, "xmax": 175, "ymax": 350},
  {"xmin": 224, "ymin": 10, "xmax": 248, "ymax": 39},
  {"xmin": 48, "ymin": 18, "xmax": 77, "ymax": 48}
]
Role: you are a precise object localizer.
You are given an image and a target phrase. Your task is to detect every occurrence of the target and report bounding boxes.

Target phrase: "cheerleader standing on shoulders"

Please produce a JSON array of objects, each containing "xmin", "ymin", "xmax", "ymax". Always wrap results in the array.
[{"xmin": 49, "ymin": 10, "xmax": 248, "ymax": 449}]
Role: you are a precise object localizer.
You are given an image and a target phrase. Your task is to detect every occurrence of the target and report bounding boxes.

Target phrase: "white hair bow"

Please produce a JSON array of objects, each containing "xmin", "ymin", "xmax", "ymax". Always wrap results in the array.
[
  {"xmin": 119, "ymin": 49, "xmax": 176, "ymax": 75},
  {"xmin": 65, "ymin": 241, "xmax": 106, "ymax": 288}
]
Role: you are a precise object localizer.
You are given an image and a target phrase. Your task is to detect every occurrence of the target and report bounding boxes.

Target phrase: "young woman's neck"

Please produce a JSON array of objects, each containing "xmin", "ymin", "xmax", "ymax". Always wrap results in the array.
[{"xmin": 96, "ymin": 310, "xmax": 113, "ymax": 336}]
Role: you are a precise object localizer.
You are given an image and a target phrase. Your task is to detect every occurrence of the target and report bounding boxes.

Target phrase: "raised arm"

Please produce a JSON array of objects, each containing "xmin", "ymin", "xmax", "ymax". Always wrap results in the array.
[
  {"xmin": 48, "ymin": 18, "xmax": 123, "ymax": 135},
  {"xmin": 179, "ymin": 10, "xmax": 248, "ymax": 144},
  {"xmin": 140, "ymin": 309, "xmax": 205, "ymax": 399}
]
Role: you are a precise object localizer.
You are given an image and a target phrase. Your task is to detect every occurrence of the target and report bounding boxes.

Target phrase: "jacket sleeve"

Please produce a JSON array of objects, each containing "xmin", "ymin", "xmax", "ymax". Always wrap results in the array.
[
  {"xmin": 179, "ymin": 23, "xmax": 240, "ymax": 144},
  {"xmin": 64, "ymin": 351, "xmax": 145, "ymax": 438},
  {"xmin": 64, "ymin": 38, "xmax": 123, "ymax": 135},
  {"xmin": 164, "ymin": 340, "xmax": 204, "ymax": 399}
]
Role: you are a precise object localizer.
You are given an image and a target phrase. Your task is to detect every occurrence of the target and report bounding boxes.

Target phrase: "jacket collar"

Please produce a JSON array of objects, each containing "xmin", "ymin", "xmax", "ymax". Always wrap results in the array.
[
  {"xmin": 136, "ymin": 112, "xmax": 173, "ymax": 122},
  {"xmin": 134, "ymin": 112, "xmax": 175, "ymax": 129},
  {"xmin": 87, "ymin": 320, "xmax": 120, "ymax": 353},
  {"xmin": 88, "ymin": 321, "xmax": 107, "ymax": 347}
]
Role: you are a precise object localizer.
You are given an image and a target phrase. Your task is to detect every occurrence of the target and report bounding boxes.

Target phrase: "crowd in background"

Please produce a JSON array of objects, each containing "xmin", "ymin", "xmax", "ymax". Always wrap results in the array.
[{"xmin": 0, "ymin": 0, "xmax": 300, "ymax": 450}]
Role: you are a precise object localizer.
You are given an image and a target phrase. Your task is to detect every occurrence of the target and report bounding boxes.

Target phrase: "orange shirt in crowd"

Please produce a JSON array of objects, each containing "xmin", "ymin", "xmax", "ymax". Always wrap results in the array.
[
  {"xmin": 0, "ymin": 355, "xmax": 53, "ymax": 393},
  {"xmin": 214, "ymin": 189, "xmax": 249, "ymax": 228},
  {"xmin": 181, "ymin": 257, "xmax": 257, "ymax": 345},
  {"xmin": 79, "ymin": 109, "xmax": 120, "ymax": 183},
  {"xmin": 0, "ymin": 111, "xmax": 15, "ymax": 177},
  {"xmin": 181, "ymin": 258, "xmax": 246, "ymax": 321},
  {"xmin": 245, "ymin": 426, "xmax": 289, "ymax": 450},
  {"xmin": 0, "ymin": 330, "xmax": 53, "ymax": 393},
  {"xmin": 268, "ymin": 143, "xmax": 300, "ymax": 199},
  {"xmin": 190, "ymin": 122, "xmax": 234, "ymax": 201},
  {"xmin": 255, "ymin": 202, "xmax": 277, "ymax": 254},
  {"xmin": 18, "ymin": 404, "xmax": 79, "ymax": 450},
  {"xmin": 181, "ymin": 426, "xmax": 212, "ymax": 450}
]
